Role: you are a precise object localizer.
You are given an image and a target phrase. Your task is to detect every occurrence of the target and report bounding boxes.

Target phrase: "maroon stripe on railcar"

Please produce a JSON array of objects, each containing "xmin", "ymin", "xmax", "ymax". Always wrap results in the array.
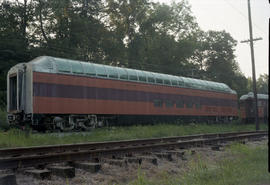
[
  {"xmin": 32, "ymin": 72, "xmax": 238, "ymax": 116},
  {"xmin": 33, "ymin": 82, "xmax": 237, "ymax": 107},
  {"xmin": 33, "ymin": 72, "xmax": 237, "ymax": 100}
]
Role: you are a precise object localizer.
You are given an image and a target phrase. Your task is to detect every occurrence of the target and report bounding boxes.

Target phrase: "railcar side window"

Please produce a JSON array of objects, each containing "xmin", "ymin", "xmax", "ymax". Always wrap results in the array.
[
  {"xmin": 153, "ymin": 73, "xmax": 163, "ymax": 84},
  {"xmin": 165, "ymin": 100, "xmax": 174, "ymax": 108},
  {"xmin": 195, "ymin": 102, "xmax": 201, "ymax": 109},
  {"xmin": 71, "ymin": 62, "xmax": 83, "ymax": 74},
  {"xmin": 171, "ymin": 80, "xmax": 178, "ymax": 86},
  {"xmin": 186, "ymin": 102, "xmax": 193, "ymax": 108},
  {"xmin": 117, "ymin": 68, "xmax": 128, "ymax": 80},
  {"xmin": 189, "ymin": 82, "xmax": 195, "ymax": 88},
  {"xmin": 164, "ymin": 78, "xmax": 171, "ymax": 85},
  {"xmin": 126, "ymin": 69, "xmax": 138, "ymax": 81},
  {"xmin": 199, "ymin": 80, "xmax": 208, "ymax": 90},
  {"xmin": 105, "ymin": 66, "xmax": 118, "ymax": 79},
  {"xmin": 137, "ymin": 71, "xmax": 147, "ymax": 82},
  {"xmin": 83, "ymin": 63, "xmax": 96, "ymax": 76},
  {"xmin": 169, "ymin": 76, "xmax": 178, "ymax": 86},
  {"xmin": 177, "ymin": 77, "xmax": 184, "ymax": 87},
  {"xmin": 146, "ymin": 72, "xmax": 155, "ymax": 83},
  {"xmin": 176, "ymin": 100, "xmax": 184, "ymax": 108},
  {"xmin": 209, "ymin": 82, "xmax": 216, "ymax": 91},
  {"xmin": 139, "ymin": 76, "xmax": 147, "ymax": 82},
  {"xmin": 184, "ymin": 79, "xmax": 192, "ymax": 88},
  {"xmin": 56, "ymin": 59, "xmax": 71, "ymax": 73},
  {"xmin": 95, "ymin": 64, "xmax": 107, "ymax": 77},
  {"xmin": 178, "ymin": 81, "xmax": 184, "ymax": 87},
  {"xmin": 155, "ymin": 78, "xmax": 163, "ymax": 84},
  {"xmin": 153, "ymin": 99, "xmax": 163, "ymax": 107}
]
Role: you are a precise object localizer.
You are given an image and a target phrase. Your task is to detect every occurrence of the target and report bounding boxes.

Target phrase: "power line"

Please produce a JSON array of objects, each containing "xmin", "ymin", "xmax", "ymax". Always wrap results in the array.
[{"xmin": 223, "ymin": 0, "xmax": 267, "ymax": 36}]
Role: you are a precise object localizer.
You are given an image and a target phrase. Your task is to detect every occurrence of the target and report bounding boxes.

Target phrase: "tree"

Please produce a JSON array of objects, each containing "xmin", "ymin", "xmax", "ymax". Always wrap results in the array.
[
  {"xmin": 0, "ymin": 0, "xmax": 253, "ymax": 100},
  {"xmin": 105, "ymin": 0, "xmax": 201, "ymax": 76},
  {"xmin": 230, "ymin": 72, "xmax": 249, "ymax": 97},
  {"xmin": 247, "ymin": 74, "xmax": 268, "ymax": 94},
  {"xmin": 29, "ymin": 0, "xmax": 111, "ymax": 62},
  {"xmin": 200, "ymin": 31, "xmax": 237, "ymax": 82},
  {"xmin": 257, "ymin": 74, "xmax": 268, "ymax": 94},
  {"xmin": 0, "ymin": 0, "xmax": 33, "ymax": 91}
]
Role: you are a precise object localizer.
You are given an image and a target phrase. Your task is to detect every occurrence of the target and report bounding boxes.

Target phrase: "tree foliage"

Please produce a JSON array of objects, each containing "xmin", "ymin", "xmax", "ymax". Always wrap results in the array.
[
  {"xmin": 257, "ymin": 74, "xmax": 268, "ymax": 94},
  {"xmin": 247, "ymin": 74, "xmax": 268, "ymax": 94},
  {"xmin": 0, "ymin": 0, "xmax": 254, "ymax": 100}
]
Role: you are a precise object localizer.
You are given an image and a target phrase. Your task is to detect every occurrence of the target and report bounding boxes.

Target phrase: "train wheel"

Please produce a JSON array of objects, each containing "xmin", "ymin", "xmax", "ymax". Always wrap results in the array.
[
  {"xmin": 53, "ymin": 117, "xmax": 74, "ymax": 132},
  {"xmin": 80, "ymin": 115, "xmax": 98, "ymax": 131},
  {"xmin": 58, "ymin": 121, "xmax": 75, "ymax": 132},
  {"xmin": 80, "ymin": 121, "xmax": 96, "ymax": 131}
]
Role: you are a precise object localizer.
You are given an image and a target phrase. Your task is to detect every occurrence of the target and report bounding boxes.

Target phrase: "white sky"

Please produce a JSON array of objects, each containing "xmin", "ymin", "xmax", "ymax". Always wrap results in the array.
[{"xmin": 155, "ymin": 0, "xmax": 269, "ymax": 78}]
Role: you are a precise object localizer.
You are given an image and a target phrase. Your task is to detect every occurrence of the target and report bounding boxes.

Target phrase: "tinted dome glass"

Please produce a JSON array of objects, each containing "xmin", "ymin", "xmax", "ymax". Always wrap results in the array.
[{"xmin": 32, "ymin": 56, "xmax": 236, "ymax": 94}]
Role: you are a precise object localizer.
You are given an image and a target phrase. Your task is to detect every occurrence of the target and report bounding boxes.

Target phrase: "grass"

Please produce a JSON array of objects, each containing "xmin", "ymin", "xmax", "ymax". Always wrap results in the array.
[
  {"xmin": 130, "ymin": 142, "xmax": 270, "ymax": 185},
  {"xmin": 181, "ymin": 143, "xmax": 270, "ymax": 185},
  {"xmin": 0, "ymin": 122, "xmax": 267, "ymax": 148}
]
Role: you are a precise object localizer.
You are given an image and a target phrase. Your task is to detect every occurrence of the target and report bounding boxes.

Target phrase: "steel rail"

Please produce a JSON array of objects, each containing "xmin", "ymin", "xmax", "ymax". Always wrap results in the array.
[
  {"xmin": 0, "ymin": 131, "xmax": 267, "ymax": 170},
  {"xmin": 0, "ymin": 130, "xmax": 266, "ymax": 157}
]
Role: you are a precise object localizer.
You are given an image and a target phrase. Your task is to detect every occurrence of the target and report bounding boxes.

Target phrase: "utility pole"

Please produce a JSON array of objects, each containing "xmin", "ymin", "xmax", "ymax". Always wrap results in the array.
[{"xmin": 240, "ymin": 0, "xmax": 262, "ymax": 131}]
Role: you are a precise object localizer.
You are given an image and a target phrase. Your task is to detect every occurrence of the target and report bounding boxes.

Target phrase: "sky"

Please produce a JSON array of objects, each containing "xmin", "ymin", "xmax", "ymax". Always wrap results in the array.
[{"xmin": 155, "ymin": 0, "xmax": 269, "ymax": 78}]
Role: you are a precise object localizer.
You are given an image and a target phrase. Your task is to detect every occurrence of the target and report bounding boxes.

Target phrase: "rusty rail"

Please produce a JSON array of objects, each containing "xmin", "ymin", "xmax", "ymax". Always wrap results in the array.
[
  {"xmin": 0, "ymin": 130, "xmax": 265, "ymax": 157},
  {"xmin": 0, "ymin": 131, "xmax": 267, "ymax": 169}
]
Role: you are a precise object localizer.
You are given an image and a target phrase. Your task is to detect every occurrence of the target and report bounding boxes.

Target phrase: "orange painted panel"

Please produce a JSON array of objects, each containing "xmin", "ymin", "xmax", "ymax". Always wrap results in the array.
[{"xmin": 33, "ymin": 97, "xmax": 238, "ymax": 116}]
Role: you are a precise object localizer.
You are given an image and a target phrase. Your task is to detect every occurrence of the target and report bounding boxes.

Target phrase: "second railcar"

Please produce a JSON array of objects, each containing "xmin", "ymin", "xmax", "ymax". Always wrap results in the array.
[
  {"xmin": 7, "ymin": 56, "xmax": 238, "ymax": 131},
  {"xmin": 239, "ymin": 92, "xmax": 268, "ymax": 123}
]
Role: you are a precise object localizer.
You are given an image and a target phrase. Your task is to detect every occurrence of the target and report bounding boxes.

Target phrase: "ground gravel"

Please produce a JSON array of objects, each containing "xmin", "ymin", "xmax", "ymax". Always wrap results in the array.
[{"xmin": 15, "ymin": 137, "xmax": 268, "ymax": 185}]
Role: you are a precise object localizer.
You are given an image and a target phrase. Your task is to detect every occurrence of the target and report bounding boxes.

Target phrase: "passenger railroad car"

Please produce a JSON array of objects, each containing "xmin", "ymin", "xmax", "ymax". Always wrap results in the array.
[
  {"xmin": 239, "ymin": 92, "xmax": 268, "ymax": 123},
  {"xmin": 7, "ymin": 56, "xmax": 238, "ymax": 131}
]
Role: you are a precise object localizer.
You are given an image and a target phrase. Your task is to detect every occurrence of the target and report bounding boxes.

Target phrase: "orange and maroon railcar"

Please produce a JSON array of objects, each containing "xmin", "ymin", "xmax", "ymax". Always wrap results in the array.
[
  {"xmin": 239, "ymin": 92, "xmax": 268, "ymax": 123},
  {"xmin": 7, "ymin": 56, "xmax": 238, "ymax": 131}
]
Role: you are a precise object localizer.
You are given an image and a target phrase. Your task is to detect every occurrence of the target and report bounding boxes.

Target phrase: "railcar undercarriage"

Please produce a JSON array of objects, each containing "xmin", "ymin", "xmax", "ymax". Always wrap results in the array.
[
  {"xmin": 8, "ymin": 113, "xmax": 111, "ymax": 132},
  {"xmin": 8, "ymin": 113, "xmax": 237, "ymax": 132}
]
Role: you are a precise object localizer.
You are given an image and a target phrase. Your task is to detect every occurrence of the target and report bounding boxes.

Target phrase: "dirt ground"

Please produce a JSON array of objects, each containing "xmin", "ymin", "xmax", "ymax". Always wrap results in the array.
[{"xmin": 13, "ymin": 136, "xmax": 268, "ymax": 185}]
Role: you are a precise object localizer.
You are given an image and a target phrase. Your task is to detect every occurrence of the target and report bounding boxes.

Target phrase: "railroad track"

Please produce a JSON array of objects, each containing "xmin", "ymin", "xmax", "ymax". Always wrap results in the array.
[{"xmin": 0, "ymin": 130, "xmax": 267, "ymax": 170}]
